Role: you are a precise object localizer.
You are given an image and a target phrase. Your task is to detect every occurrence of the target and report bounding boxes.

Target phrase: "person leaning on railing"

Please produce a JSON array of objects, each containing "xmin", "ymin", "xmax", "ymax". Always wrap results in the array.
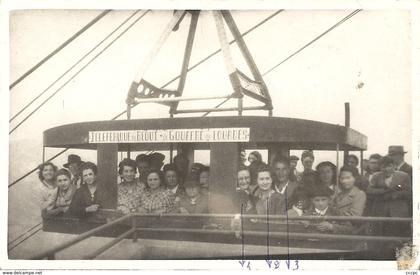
[
  {"xmin": 68, "ymin": 162, "xmax": 109, "ymax": 217},
  {"xmin": 43, "ymin": 168, "xmax": 76, "ymax": 218},
  {"xmin": 33, "ymin": 162, "xmax": 58, "ymax": 216}
]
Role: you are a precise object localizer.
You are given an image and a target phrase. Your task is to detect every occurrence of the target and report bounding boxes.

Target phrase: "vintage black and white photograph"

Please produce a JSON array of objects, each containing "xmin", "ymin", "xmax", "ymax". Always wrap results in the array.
[{"xmin": 4, "ymin": 6, "xmax": 418, "ymax": 267}]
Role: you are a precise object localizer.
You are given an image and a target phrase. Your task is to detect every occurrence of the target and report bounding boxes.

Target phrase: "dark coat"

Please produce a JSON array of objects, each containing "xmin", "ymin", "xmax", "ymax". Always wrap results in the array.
[
  {"xmin": 234, "ymin": 189, "xmax": 256, "ymax": 214},
  {"xmin": 274, "ymin": 180, "xmax": 299, "ymax": 209},
  {"xmin": 398, "ymin": 162, "xmax": 413, "ymax": 181},
  {"xmin": 254, "ymin": 189, "xmax": 286, "ymax": 215},
  {"xmin": 68, "ymin": 184, "xmax": 109, "ymax": 218},
  {"xmin": 179, "ymin": 195, "xmax": 208, "ymax": 214},
  {"xmin": 367, "ymin": 171, "xmax": 411, "ymax": 217}
]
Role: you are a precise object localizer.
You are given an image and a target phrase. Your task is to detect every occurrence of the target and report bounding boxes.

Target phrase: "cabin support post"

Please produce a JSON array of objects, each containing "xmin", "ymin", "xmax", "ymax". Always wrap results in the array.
[
  {"xmin": 335, "ymin": 143, "xmax": 340, "ymax": 195},
  {"xmin": 360, "ymin": 150, "xmax": 364, "ymax": 176},
  {"xmin": 132, "ymin": 218, "xmax": 138, "ymax": 243},
  {"xmin": 176, "ymin": 143, "xmax": 195, "ymax": 172},
  {"xmin": 209, "ymin": 143, "xmax": 239, "ymax": 213},
  {"xmin": 97, "ymin": 144, "xmax": 118, "ymax": 209},
  {"xmin": 344, "ymin": 102, "xmax": 350, "ymax": 163}
]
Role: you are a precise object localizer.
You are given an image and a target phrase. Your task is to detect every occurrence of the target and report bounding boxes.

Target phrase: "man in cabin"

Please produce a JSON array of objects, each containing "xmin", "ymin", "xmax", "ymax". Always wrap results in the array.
[
  {"xmin": 367, "ymin": 156, "xmax": 412, "ymax": 236},
  {"xmin": 63, "ymin": 154, "xmax": 84, "ymax": 189},
  {"xmin": 299, "ymin": 150, "xmax": 317, "ymax": 186},
  {"xmin": 135, "ymin": 154, "xmax": 150, "ymax": 183},
  {"xmin": 365, "ymin": 154, "xmax": 382, "ymax": 181},
  {"xmin": 272, "ymin": 157, "xmax": 299, "ymax": 210},
  {"xmin": 388, "ymin": 145, "xmax": 412, "ymax": 181},
  {"xmin": 289, "ymin": 155, "xmax": 300, "ymax": 182}
]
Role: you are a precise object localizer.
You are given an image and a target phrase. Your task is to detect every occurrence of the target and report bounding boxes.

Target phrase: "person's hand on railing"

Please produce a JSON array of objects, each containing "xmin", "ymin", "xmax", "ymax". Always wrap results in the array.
[
  {"xmin": 179, "ymin": 207, "xmax": 189, "ymax": 214},
  {"xmin": 85, "ymin": 204, "xmax": 100, "ymax": 213},
  {"xmin": 316, "ymin": 221, "xmax": 334, "ymax": 232}
]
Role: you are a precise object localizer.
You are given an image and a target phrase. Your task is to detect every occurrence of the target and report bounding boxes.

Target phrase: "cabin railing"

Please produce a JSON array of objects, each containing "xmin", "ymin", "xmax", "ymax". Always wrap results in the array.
[{"xmin": 31, "ymin": 212, "xmax": 412, "ymax": 260}]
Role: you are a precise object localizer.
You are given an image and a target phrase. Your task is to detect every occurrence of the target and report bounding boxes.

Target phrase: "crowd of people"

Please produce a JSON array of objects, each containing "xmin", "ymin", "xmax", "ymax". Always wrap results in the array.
[{"xmin": 34, "ymin": 145, "xmax": 412, "ymax": 236}]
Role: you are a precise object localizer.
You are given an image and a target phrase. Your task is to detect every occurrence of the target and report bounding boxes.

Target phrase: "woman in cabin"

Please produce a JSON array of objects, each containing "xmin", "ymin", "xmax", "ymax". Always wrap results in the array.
[
  {"xmin": 68, "ymin": 162, "xmax": 109, "ymax": 217},
  {"xmin": 234, "ymin": 166, "xmax": 256, "ymax": 214},
  {"xmin": 253, "ymin": 165, "xmax": 286, "ymax": 216},
  {"xmin": 44, "ymin": 169, "xmax": 77, "ymax": 217},
  {"xmin": 316, "ymin": 161, "xmax": 338, "ymax": 194},
  {"xmin": 117, "ymin": 158, "xmax": 144, "ymax": 215},
  {"xmin": 312, "ymin": 166, "xmax": 366, "ymax": 234},
  {"xmin": 34, "ymin": 162, "xmax": 58, "ymax": 215},
  {"xmin": 248, "ymin": 151, "xmax": 262, "ymax": 164},
  {"xmin": 334, "ymin": 166, "xmax": 366, "ymax": 217},
  {"xmin": 138, "ymin": 169, "xmax": 175, "ymax": 214}
]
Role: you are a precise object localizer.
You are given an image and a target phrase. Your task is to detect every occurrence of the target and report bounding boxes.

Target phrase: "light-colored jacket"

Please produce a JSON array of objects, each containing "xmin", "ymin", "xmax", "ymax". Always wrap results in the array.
[{"xmin": 333, "ymin": 186, "xmax": 366, "ymax": 217}]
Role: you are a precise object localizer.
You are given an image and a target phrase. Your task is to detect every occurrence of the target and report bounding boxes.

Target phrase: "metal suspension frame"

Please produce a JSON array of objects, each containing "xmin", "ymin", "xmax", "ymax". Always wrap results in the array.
[{"xmin": 125, "ymin": 10, "xmax": 273, "ymax": 119}]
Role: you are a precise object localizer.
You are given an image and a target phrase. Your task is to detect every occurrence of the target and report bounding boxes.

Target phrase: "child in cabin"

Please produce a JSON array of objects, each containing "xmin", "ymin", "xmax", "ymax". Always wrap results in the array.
[{"xmin": 303, "ymin": 184, "xmax": 355, "ymax": 234}]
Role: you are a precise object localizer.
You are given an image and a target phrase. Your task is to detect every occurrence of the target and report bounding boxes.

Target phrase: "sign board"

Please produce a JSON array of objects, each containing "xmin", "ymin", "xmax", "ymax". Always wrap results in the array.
[{"xmin": 88, "ymin": 128, "xmax": 250, "ymax": 143}]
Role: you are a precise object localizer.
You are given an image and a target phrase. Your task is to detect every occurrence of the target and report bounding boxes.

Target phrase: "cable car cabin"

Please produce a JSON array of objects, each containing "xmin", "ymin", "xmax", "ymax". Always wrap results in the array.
[{"xmin": 39, "ymin": 115, "xmax": 413, "ymax": 260}]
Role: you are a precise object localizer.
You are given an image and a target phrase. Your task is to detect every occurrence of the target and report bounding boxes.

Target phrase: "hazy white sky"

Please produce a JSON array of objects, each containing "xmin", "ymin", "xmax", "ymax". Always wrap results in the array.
[{"xmin": 9, "ymin": 10, "xmax": 412, "ymax": 167}]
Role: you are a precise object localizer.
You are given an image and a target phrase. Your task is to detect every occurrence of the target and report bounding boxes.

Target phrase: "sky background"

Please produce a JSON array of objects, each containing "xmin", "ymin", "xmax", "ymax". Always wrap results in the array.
[{"xmin": 7, "ymin": 9, "xmax": 412, "ymax": 256}]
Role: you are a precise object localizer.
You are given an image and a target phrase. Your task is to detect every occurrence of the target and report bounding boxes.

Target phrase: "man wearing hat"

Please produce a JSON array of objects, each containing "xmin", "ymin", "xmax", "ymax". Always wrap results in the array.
[
  {"xmin": 179, "ymin": 177, "xmax": 208, "ymax": 215},
  {"xmin": 367, "ymin": 156, "xmax": 412, "ymax": 235},
  {"xmin": 289, "ymin": 155, "xmax": 300, "ymax": 182},
  {"xmin": 63, "ymin": 154, "xmax": 84, "ymax": 189},
  {"xmin": 388, "ymin": 145, "xmax": 412, "ymax": 181}
]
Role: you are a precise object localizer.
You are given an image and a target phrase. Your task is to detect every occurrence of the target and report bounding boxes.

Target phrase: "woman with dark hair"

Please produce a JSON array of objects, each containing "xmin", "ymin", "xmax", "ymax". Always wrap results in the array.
[
  {"xmin": 248, "ymin": 151, "xmax": 262, "ymax": 164},
  {"xmin": 34, "ymin": 162, "xmax": 58, "ymax": 213},
  {"xmin": 253, "ymin": 165, "xmax": 286, "ymax": 215},
  {"xmin": 316, "ymin": 161, "xmax": 338, "ymax": 192},
  {"xmin": 68, "ymin": 162, "xmax": 108, "ymax": 217},
  {"xmin": 334, "ymin": 165, "xmax": 366, "ymax": 217},
  {"xmin": 44, "ymin": 169, "xmax": 77, "ymax": 217},
  {"xmin": 117, "ymin": 158, "xmax": 144, "ymax": 215},
  {"xmin": 314, "ymin": 165, "xmax": 366, "ymax": 234},
  {"xmin": 138, "ymin": 169, "xmax": 175, "ymax": 214}
]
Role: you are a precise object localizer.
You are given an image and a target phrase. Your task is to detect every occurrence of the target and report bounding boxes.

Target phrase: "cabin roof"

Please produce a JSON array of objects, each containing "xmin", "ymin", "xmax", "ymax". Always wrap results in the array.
[{"xmin": 43, "ymin": 116, "xmax": 367, "ymax": 151}]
